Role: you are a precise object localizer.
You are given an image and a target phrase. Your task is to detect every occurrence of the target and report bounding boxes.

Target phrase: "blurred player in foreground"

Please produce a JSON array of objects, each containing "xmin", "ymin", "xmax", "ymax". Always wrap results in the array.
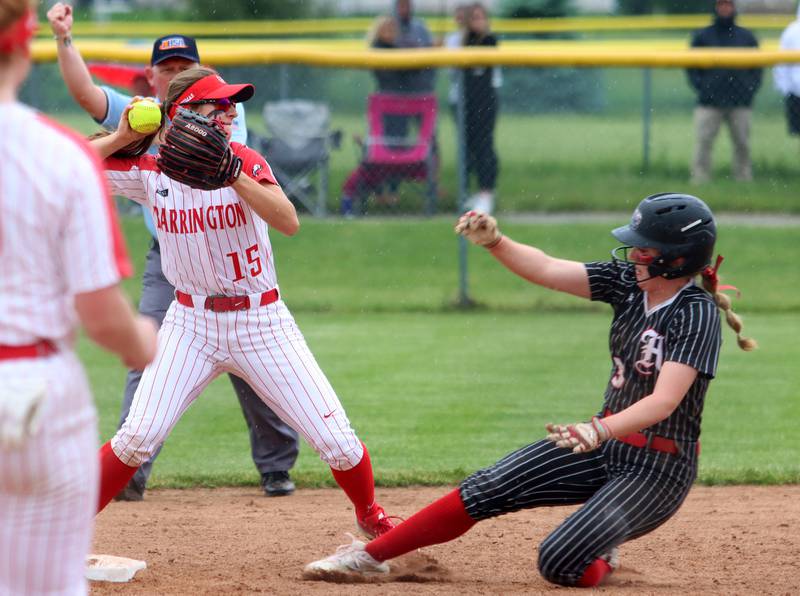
[
  {"xmin": 305, "ymin": 193, "xmax": 755, "ymax": 587},
  {"xmin": 0, "ymin": 1, "xmax": 157, "ymax": 593}
]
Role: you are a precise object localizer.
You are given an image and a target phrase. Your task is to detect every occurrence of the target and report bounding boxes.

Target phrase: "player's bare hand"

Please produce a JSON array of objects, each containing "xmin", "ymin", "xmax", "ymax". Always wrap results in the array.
[
  {"xmin": 123, "ymin": 316, "xmax": 158, "ymax": 371},
  {"xmin": 47, "ymin": 3, "xmax": 73, "ymax": 38},
  {"xmin": 455, "ymin": 211, "xmax": 502, "ymax": 248},
  {"xmin": 117, "ymin": 99, "xmax": 150, "ymax": 141},
  {"xmin": 546, "ymin": 417, "xmax": 611, "ymax": 454}
]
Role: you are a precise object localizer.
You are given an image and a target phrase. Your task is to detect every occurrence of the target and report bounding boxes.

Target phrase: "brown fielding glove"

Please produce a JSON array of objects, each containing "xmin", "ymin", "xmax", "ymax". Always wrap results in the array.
[
  {"xmin": 455, "ymin": 210, "xmax": 502, "ymax": 248},
  {"xmin": 157, "ymin": 109, "xmax": 242, "ymax": 190}
]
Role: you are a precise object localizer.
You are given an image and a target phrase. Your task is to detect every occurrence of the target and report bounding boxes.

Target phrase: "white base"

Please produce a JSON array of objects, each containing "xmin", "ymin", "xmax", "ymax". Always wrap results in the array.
[{"xmin": 85, "ymin": 554, "xmax": 146, "ymax": 583}]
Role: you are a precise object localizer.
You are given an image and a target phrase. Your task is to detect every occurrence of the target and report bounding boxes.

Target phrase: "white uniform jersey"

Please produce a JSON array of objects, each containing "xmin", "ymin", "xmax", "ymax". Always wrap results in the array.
[
  {"xmin": 1, "ymin": 102, "xmax": 131, "ymax": 596},
  {"xmin": 104, "ymin": 144, "xmax": 280, "ymax": 296},
  {"xmin": 0, "ymin": 103, "xmax": 130, "ymax": 345}
]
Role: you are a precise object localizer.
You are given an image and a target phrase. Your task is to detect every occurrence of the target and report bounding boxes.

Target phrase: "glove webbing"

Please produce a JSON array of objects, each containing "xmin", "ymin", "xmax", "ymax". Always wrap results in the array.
[{"xmin": 158, "ymin": 109, "xmax": 241, "ymax": 190}]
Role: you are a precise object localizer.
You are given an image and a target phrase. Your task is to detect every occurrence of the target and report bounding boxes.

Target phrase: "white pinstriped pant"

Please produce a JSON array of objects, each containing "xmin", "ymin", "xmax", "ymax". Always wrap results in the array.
[
  {"xmin": 0, "ymin": 352, "xmax": 98, "ymax": 596},
  {"xmin": 112, "ymin": 299, "xmax": 364, "ymax": 471}
]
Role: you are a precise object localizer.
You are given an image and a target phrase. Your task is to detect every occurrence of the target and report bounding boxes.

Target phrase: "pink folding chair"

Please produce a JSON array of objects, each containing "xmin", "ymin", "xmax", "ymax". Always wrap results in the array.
[{"xmin": 342, "ymin": 93, "xmax": 438, "ymax": 215}]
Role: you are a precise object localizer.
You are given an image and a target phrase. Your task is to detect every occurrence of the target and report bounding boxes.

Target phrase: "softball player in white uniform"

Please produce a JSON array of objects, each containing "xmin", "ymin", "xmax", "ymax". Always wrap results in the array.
[
  {"xmin": 89, "ymin": 68, "xmax": 397, "ymax": 538},
  {"xmin": 0, "ymin": 4, "xmax": 156, "ymax": 593}
]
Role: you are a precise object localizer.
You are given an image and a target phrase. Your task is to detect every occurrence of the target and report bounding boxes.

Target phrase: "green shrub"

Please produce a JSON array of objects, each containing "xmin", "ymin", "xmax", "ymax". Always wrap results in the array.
[
  {"xmin": 190, "ymin": 0, "xmax": 311, "ymax": 21},
  {"xmin": 498, "ymin": 0, "xmax": 574, "ymax": 18},
  {"xmin": 617, "ymin": 0, "xmax": 710, "ymax": 15}
]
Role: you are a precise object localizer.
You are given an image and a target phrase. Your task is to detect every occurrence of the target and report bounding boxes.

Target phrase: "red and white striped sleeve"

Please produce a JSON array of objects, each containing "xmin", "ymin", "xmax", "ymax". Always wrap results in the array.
[{"xmin": 103, "ymin": 154, "xmax": 157, "ymax": 205}]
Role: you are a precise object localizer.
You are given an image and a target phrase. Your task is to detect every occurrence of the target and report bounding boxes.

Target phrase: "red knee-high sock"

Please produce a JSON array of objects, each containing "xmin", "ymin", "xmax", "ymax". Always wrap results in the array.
[
  {"xmin": 330, "ymin": 442, "xmax": 375, "ymax": 518},
  {"xmin": 365, "ymin": 488, "xmax": 476, "ymax": 562},
  {"xmin": 577, "ymin": 558, "xmax": 613, "ymax": 588},
  {"xmin": 97, "ymin": 441, "xmax": 139, "ymax": 513}
]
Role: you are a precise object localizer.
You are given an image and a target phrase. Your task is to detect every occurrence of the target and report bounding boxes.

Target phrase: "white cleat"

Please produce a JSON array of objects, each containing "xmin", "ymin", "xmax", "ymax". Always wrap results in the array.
[
  {"xmin": 304, "ymin": 535, "xmax": 389, "ymax": 577},
  {"xmin": 600, "ymin": 546, "xmax": 620, "ymax": 570}
]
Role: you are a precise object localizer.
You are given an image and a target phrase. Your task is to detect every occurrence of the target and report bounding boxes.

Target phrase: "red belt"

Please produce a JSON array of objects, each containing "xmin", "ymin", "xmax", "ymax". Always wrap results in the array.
[
  {"xmin": 604, "ymin": 409, "xmax": 699, "ymax": 456},
  {"xmin": 175, "ymin": 289, "xmax": 279, "ymax": 312},
  {"xmin": 0, "ymin": 340, "xmax": 57, "ymax": 361}
]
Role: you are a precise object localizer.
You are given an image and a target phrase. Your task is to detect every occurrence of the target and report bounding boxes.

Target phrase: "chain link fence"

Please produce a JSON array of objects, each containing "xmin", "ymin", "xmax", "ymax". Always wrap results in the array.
[{"xmin": 21, "ymin": 57, "xmax": 796, "ymax": 215}]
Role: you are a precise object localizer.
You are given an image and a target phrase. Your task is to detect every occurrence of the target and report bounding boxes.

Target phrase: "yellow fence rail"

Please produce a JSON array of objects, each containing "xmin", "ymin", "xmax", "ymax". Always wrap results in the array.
[
  {"xmin": 37, "ymin": 14, "xmax": 794, "ymax": 38},
  {"xmin": 31, "ymin": 40, "xmax": 800, "ymax": 68}
]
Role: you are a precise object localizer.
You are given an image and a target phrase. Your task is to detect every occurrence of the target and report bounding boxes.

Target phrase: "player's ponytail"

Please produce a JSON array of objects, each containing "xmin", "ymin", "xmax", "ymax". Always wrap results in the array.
[{"xmin": 700, "ymin": 256, "xmax": 757, "ymax": 351}]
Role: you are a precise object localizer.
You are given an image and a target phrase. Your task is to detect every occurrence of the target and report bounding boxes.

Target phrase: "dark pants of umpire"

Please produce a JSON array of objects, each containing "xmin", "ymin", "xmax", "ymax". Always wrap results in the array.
[
  {"xmin": 117, "ymin": 239, "xmax": 300, "ymax": 493},
  {"xmin": 459, "ymin": 439, "xmax": 696, "ymax": 586},
  {"xmin": 465, "ymin": 93, "xmax": 498, "ymax": 191}
]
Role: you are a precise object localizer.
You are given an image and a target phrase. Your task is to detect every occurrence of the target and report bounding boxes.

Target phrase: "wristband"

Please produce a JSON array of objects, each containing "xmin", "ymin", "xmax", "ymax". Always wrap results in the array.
[
  {"xmin": 54, "ymin": 35, "xmax": 72, "ymax": 47},
  {"xmin": 591, "ymin": 416, "xmax": 612, "ymax": 441},
  {"xmin": 484, "ymin": 234, "xmax": 503, "ymax": 250}
]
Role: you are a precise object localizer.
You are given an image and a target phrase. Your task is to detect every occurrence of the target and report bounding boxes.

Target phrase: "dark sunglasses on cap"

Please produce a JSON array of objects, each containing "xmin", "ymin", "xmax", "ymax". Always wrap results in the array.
[{"xmin": 181, "ymin": 97, "xmax": 233, "ymax": 109}]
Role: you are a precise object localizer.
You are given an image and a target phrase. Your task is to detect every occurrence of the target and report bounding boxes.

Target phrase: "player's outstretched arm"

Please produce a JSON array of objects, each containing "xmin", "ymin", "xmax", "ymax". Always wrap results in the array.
[
  {"xmin": 232, "ymin": 175, "xmax": 300, "ymax": 236},
  {"xmin": 75, "ymin": 286, "xmax": 158, "ymax": 371},
  {"xmin": 47, "ymin": 2, "xmax": 109, "ymax": 121},
  {"xmin": 455, "ymin": 211, "xmax": 590, "ymax": 299}
]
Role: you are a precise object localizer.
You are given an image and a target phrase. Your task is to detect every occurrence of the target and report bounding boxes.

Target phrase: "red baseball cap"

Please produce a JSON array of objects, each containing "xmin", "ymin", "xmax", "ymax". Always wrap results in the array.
[{"xmin": 169, "ymin": 74, "xmax": 255, "ymax": 120}]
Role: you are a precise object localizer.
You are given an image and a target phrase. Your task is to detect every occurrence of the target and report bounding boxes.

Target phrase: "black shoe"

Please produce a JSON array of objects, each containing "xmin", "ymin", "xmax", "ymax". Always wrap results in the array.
[
  {"xmin": 113, "ymin": 481, "xmax": 144, "ymax": 502},
  {"xmin": 261, "ymin": 471, "xmax": 295, "ymax": 497}
]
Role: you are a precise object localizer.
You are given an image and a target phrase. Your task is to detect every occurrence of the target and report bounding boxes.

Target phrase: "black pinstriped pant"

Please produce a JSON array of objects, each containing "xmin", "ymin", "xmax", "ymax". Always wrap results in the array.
[{"xmin": 460, "ymin": 439, "xmax": 697, "ymax": 586}]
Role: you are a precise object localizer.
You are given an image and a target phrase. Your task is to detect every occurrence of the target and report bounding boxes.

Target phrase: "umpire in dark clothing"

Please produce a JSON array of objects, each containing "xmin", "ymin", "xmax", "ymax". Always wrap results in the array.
[{"xmin": 687, "ymin": 0, "xmax": 762, "ymax": 183}]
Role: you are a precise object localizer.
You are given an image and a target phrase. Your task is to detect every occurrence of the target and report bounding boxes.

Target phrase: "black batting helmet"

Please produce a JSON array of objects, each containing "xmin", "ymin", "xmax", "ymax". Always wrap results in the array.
[{"xmin": 611, "ymin": 193, "xmax": 717, "ymax": 280}]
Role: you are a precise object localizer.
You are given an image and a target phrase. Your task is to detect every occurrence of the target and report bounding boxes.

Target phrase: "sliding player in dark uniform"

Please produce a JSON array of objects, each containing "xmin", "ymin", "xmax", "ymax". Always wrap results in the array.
[{"xmin": 304, "ymin": 193, "xmax": 757, "ymax": 587}]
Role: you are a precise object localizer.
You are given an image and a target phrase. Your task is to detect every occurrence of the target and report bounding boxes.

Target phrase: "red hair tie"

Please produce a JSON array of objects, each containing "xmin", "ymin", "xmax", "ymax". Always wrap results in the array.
[
  {"xmin": 701, "ymin": 254, "xmax": 740, "ymax": 297},
  {"xmin": 0, "ymin": 8, "xmax": 38, "ymax": 56}
]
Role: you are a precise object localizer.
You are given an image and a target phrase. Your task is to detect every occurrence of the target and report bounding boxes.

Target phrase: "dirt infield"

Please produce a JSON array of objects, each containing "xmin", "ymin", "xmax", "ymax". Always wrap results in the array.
[{"xmin": 90, "ymin": 485, "xmax": 799, "ymax": 595}]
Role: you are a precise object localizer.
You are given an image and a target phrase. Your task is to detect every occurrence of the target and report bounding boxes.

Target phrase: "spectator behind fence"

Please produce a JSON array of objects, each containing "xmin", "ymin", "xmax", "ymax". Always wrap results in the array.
[
  {"xmin": 686, "ymin": 0, "xmax": 762, "ymax": 184},
  {"xmin": 444, "ymin": 3, "xmax": 468, "ymax": 114},
  {"xmin": 339, "ymin": 15, "xmax": 401, "ymax": 216},
  {"xmin": 370, "ymin": 16, "xmax": 402, "ymax": 92},
  {"xmin": 774, "ymin": 4, "xmax": 800, "ymax": 142},
  {"xmin": 463, "ymin": 3, "xmax": 501, "ymax": 215},
  {"xmin": 341, "ymin": 3, "xmax": 437, "ymax": 216},
  {"xmin": 393, "ymin": 0, "xmax": 435, "ymax": 93}
]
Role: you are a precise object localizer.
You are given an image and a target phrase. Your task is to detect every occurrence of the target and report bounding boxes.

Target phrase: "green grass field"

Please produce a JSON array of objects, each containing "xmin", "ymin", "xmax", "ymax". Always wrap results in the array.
[{"xmin": 81, "ymin": 217, "xmax": 800, "ymax": 489}]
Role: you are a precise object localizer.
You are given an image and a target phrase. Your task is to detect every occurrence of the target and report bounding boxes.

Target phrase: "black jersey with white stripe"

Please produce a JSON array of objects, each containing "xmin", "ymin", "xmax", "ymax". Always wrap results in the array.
[{"xmin": 586, "ymin": 260, "xmax": 722, "ymax": 442}]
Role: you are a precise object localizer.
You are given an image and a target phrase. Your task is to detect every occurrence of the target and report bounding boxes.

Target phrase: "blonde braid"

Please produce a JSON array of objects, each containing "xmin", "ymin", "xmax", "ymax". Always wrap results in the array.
[{"xmin": 700, "ymin": 275, "xmax": 758, "ymax": 351}]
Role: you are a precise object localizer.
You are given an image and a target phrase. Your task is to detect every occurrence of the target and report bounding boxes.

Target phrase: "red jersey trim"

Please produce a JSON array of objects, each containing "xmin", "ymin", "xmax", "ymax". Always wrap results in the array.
[
  {"xmin": 104, "ymin": 154, "xmax": 159, "ymax": 172},
  {"xmin": 232, "ymin": 142, "xmax": 278, "ymax": 185},
  {"xmin": 37, "ymin": 114, "xmax": 134, "ymax": 279}
]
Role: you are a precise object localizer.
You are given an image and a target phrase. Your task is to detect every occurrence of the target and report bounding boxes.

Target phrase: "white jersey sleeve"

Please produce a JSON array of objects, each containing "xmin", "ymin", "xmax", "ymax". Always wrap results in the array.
[
  {"xmin": 62, "ymin": 135, "xmax": 133, "ymax": 294},
  {"xmin": 0, "ymin": 104, "xmax": 133, "ymax": 344}
]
